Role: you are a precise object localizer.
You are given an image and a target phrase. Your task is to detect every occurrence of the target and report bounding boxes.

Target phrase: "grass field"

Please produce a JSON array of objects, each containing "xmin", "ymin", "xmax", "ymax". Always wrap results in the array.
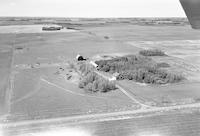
[{"xmin": 8, "ymin": 67, "xmax": 138, "ymax": 122}]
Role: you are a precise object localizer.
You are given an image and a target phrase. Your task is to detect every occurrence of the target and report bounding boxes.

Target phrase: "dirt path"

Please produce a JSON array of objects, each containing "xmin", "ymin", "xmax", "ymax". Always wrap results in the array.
[
  {"xmin": 2, "ymin": 102, "xmax": 200, "ymax": 127},
  {"xmin": 4, "ymin": 32, "xmax": 17, "ymax": 117},
  {"xmin": 115, "ymin": 84, "xmax": 151, "ymax": 108},
  {"xmin": 40, "ymin": 78, "xmax": 108, "ymax": 100},
  {"xmin": 15, "ymin": 63, "xmax": 69, "ymax": 70},
  {"xmin": 94, "ymin": 71, "xmax": 151, "ymax": 108}
]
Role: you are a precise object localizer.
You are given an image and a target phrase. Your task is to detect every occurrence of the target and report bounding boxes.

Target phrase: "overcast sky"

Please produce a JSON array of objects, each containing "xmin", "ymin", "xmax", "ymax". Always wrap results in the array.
[{"xmin": 0, "ymin": 0, "xmax": 186, "ymax": 17}]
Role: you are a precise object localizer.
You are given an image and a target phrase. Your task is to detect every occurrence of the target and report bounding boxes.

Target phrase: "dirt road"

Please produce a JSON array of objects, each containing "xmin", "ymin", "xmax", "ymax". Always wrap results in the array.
[{"xmin": 2, "ymin": 102, "xmax": 200, "ymax": 128}]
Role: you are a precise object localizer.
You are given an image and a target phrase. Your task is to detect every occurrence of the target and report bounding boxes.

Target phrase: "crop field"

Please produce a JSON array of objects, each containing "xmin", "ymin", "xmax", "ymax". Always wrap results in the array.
[
  {"xmin": 0, "ymin": 34, "xmax": 15, "ymax": 115},
  {"xmin": 119, "ymin": 80, "xmax": 200, "ymax": 106},
  {"xmin": 0, "ymin": 52, "xmax": 12, "ymax": 115},
  {"xmin": 13, "ymin": 32, "xmax": 141, "ymax": 65},
  {"xmin": 75, "ymin": 110, "xmax": 200, "ymax": 136},
  {"xmin": 127, "ymin": 40, "xmax": 200, "ymax": 68},
  {"xmin": 80, "ymin": 24, "xmax": 200, "ymax": 41},
  {"xmin": 0, "ymin": 25, "xmax": 76, "ymax": 34},
  {"xmin": 3, "ymin": 109, "xmax": 200, "ymax": 136},
  {"xmin": 8, "ymin": 67, "xmax": 138, "ymax": 122}
]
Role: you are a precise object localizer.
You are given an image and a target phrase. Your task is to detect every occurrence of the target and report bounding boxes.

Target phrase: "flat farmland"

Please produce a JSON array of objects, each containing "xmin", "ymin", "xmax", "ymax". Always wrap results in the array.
[
  {"xmin": 3, "ymin": 24, "xmax": 200, "ymax": 119},
  {"xmin": 119, "ymin": 80, "xmax": 200, "ymax": 106},
  {"xmin": 3, "ymin": 109, "xmax": 200, "ymax": 136},
  {"xmin": 0, "ymin": 52, "xmax": 12, "ymax": 115},
  {"xmin": 76, "ymin": 110, "xmax": 200, "ymax": 136},
  {"xmin": 127, "ymin": 40, "xmax": 200, "ymax": 69},
  {"xmin": 8, "ymin": 67, "xmax": 138, "ymax": 122},
  {"xmin": 13, "ymin": 32, "xmax": 141, "ymax": 65},
  {"xmin": 0, "ymin": 34, "xmax": 15, "ymax": 116},
  {"xmin": 80, "ymin": 24, "xmax": 200, "ymax": 41},
  {"xmin": 1, "ymin": 21, "xmax": 200, "ymax": 136},
  {"xmin": 0, "ymin": 25, "xmax": 76, "ymax": 34}
]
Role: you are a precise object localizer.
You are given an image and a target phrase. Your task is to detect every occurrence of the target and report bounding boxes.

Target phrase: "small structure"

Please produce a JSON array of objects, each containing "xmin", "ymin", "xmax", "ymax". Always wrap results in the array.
[
  {"xmin": 90, "ymin": 61, "xmax": 98, "ymax": 68},
  {"xmin": 42, "ymin": 25, "xmax": 63, "ymax": 31},
  {"xmin": 76, "ymin": 54, "xmax": 86, "ymax": 61},
  {"xmin": 109, "ymin": 76, "xmax": 117, "ymax": 81}
]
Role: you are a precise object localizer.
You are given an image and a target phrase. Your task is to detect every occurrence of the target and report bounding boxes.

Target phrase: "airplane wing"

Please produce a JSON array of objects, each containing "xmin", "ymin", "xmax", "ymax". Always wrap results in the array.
[{"xmin": 180, "ymin": 0, "xmax": 200, "ymax": 29}]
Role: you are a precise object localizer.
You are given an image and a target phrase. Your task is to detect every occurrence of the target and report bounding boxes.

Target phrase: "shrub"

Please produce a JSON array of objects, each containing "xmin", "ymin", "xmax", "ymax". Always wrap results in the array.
[
  {"xmin": 84, "ymin": 83, "xmax": 93, "ymax": 92},
  {"xmin": 156, "ymin": 62, "xmax": 170, "ymax": 68},
  {"xmin": 79, "ymin": 63, "xmax": 94, "ymax": 75},
  {"xmin": 139, "ymin": 49, "xmax": 166, "ymax": 56},
  {"xmin": 78, "ymin": 81, "xmax": 85, "ymax": 88},
  {"xmin": 78, "ymin": 71, "xmax": 117, "ymax": 92},
  {"xmin": 117, "ymin": 69, "xmax": 184, "ymax": 84}
]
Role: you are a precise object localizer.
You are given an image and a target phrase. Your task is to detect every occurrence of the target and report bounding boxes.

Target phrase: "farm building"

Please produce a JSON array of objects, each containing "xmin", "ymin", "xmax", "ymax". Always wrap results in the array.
[
  {"xmin": 90, "ymin": 61, "xmax": 98, "ymax": 68},
  {"xmin": 76, "ymin": 54, "xmax": 86, "ymax": 61},
  {"xmin": 42, "ymin": 25, "xmax": 63, "ymax": 31}
]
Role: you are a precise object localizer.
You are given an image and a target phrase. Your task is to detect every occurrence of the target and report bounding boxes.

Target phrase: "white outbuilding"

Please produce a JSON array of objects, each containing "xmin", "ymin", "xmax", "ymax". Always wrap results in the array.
[{"xmin": 90, "ymin": 61, "xmax": 98, "ymax": 68}]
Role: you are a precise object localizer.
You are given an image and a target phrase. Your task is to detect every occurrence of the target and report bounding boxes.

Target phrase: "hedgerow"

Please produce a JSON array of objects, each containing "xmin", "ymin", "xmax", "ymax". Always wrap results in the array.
[{"xmin": 139, "ymin": 49, "xmax": 166, "ymax": 56}]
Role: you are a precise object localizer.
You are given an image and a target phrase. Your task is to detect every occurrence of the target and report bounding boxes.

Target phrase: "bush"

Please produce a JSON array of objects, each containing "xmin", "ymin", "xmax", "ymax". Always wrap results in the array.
[
  {"xmin": 78, "ymin": 71, "xmax": 117, "ymax": 92},
  {"xmin": 117, "ymin": 69, "xmax": 184, "ymax": 84},
  {"xmin": 96, "ymin": 55, "xmax": 153, "ymax": 73},
  {"xmin": 139, "ymin": 49, "xmax": 166, "ymax": 56},
  {"xmin": 79, "ymin": 63, "xmax": 94, "ymax": 75},
  {"xmin": 156, "ymin": 62, "xmax": 170, "ymax": 68}
]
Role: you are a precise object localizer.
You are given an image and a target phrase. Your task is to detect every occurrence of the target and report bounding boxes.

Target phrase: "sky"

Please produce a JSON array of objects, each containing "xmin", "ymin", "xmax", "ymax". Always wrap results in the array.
[{"xmin": 0, "ymin": 0, "xmax": 186, "ymax": 17}]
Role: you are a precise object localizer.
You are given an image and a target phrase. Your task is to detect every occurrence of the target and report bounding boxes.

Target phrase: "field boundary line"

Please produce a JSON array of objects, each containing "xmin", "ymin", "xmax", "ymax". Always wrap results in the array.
[
  {"xmin": 40, "ymin": 78, "xmax": 108, "ymax": 100},
  {"xmin": 2, "ymin": 102, "xmax": 200, "ymax": 127},
  {"xmin": 11, "ymin": 81, "xmax": 42, "ymax": 105},
  {"xmin": 115, "ymin": 84, "xmax": 151, "ymax": 108}
]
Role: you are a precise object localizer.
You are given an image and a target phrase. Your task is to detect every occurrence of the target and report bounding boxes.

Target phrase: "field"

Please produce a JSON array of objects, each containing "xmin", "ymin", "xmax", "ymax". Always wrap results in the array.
[
  {"xmin": 127, "ymin": 40, "xmax": 200, "ymax": 81},
  {"xmin": 3, "ymin": 109, "xmax": 200, "ymax": 136},
  {"xmin": 118, "ymin": 80, "xmax": 200, "ymax": 106},
  {"xmin": 8, "ymin": 67, "xmax": 137, "ymax": 121},
  {"xmin": 0, "ymin": 34, "xmax": 15, "ymax": 116},
  {"xmin": 0, "ymin": 25, "xmax": 76, "ymax": 34},
  {"xmin": 1, "ymin": 18, "xmax": 200, "ymax": 136}
]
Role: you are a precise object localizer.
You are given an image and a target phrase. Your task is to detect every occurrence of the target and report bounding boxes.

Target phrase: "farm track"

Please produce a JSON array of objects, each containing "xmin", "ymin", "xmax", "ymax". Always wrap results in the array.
[
  {"xmin": 40, "ymin": 78, "xmax": 109, "ymax": 100},
  {"xmin": 115, "ymin": 84, "xmax": 151, "ymax": 108},
  {"xmin": 4, "ymin": 32, "xmax": 17, "ymax": 117},
  {"xmin": 2, "ymin": 102, "xmax": 200, "ymax": 128},
  {"xmin": 94, "ymin": 71, "xmax": 151, "ymax": 108},
  {"xmin": 15, "ymin": 63, "xmax": 69, "ymax": 70}
]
